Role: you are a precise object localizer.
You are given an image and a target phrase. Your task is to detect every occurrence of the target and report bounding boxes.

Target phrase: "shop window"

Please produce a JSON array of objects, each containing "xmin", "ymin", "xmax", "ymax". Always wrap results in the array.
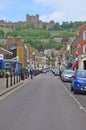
[
  {"xmin": 4, "ymin": 63, "xmax": 10, "ymax": 69},
  {"xmin": 84, "ymin": 61, "xmax": 86, "ymax": 70},
  {"xmin": 0, "ymin": 63, "xmax": 2, "ymax": 69}
]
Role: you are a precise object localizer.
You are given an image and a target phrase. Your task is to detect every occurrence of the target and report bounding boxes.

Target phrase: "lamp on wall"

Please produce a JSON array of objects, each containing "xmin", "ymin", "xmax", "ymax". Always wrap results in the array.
[{"xmin": 32, "ymin": 52, "xmax": 35, "ymax": 61}]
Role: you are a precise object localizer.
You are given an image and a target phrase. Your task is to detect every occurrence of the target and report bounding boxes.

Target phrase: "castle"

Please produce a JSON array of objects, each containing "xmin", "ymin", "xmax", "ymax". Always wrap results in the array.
[{"xmin": 0, "ymin": 14, "xmax": 55, "ymax": 29}]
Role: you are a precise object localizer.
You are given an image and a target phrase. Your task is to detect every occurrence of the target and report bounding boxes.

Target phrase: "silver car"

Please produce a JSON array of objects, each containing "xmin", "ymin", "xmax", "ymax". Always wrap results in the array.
[{"xmin": 61, "ymin": 70, "xmax": 75, "ymax": 82}]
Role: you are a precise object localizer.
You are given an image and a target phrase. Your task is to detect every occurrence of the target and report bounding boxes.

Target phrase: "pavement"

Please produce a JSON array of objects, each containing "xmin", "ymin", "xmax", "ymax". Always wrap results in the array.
[{"xmin": 0, "ymin": 77, "xmax": 30, "ymax": 96}]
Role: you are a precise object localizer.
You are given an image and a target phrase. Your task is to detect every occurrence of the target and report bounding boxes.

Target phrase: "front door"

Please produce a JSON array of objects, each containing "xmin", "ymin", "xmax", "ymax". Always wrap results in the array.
[{"xmin": 84, "ymin": 60, "xmax": 86, "ymax": 70}]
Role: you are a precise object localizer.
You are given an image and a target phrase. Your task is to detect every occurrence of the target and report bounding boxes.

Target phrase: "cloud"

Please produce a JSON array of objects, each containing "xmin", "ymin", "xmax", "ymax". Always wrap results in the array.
[
  {"xmin": 48, "ymin": 12, "xmax": 65, "ymax": 22},
  {"xmin": 34, "ymin": 0, "xmax": 73, "ymax": 6},
  {"xmin": 40, "ymin": 11, "xmax": 65, "ymax": 23},
  {"xmin": 0, "ymin": 0, "xmax": 86, "ymax": 23},
  {"xmin": 34, "ymin": 0, "xmax": 86, "ymax": 10},
  {"xmin": 40, "ymin": 15, "xmax": 47, "ymax": 22},
  {"xmin": 79, "ymin": 15, "xmax": 86, "ymax": 22},
  {"xmin": 34, "ymin": 0, "xmax": 54, "ymax": 5}
]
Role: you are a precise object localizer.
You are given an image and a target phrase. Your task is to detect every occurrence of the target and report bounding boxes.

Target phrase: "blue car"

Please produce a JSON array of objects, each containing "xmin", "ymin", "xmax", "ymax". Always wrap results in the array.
[{"xmin": 71, "ymin": 70, "xmax": 86, "ymax": 94}]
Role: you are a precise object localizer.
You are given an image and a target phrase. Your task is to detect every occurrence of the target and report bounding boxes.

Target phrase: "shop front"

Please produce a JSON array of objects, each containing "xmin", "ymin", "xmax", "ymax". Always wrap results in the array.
[
  {"xmin": 4, "ymin": 60, "xmax": 22, "ymax": 74},
  {"xmin": 78, "ymin": 55, "xmax": 86, "ymax": 70}
]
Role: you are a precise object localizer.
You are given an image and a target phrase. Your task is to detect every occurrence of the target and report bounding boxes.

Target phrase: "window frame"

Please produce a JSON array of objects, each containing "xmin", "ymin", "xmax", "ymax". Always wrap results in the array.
[
  {"xmin": 83, "ymin": 45, "xmax": 86, "ymax": 53},
  {"xmin": 83, "ymin": 31, "xmax": 86, "ymax": 40}
]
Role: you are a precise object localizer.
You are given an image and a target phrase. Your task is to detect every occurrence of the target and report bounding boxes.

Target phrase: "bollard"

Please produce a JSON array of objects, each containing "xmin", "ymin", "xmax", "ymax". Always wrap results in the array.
[
  {"xmin": 14, "ymin": 73, "xmax": 15, "ymax": 84},
  {"xmin": 21, "ymin": 72, "xmax": 24, "ymax": 80},
  {"xmin": 6, "ymin": 73, "xmax": 8, "ymax": 88},
  {"xmin": 28, "ymin": 72, "xmax": 29, "ymax": 78},
  {"xmin": 19, "ymin": 73, "xmax": 21, "ymax": 82},
  {"xmin": 16, "ymin": 73, "xmax": 18, "ymax": 83},
  {"xmin": 10, "ymin": 73, "xmax": 12, "ymax": 86}
]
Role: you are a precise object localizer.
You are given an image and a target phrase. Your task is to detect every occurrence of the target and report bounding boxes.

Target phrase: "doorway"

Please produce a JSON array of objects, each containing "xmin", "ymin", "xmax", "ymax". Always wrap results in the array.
[
  {"xmin": 0, "ymin": 61, "xmax": 2, "ymax": 69},
  {"xmin": 84, "ymin": 60, "xmax": 86, "ymax": 70}
]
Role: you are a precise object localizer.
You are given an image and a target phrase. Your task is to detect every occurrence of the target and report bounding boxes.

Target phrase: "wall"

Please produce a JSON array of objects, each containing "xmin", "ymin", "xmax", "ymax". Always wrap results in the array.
[{"xmin": 17, "ymin": 45, "xmax": 27, "ymax": 67}]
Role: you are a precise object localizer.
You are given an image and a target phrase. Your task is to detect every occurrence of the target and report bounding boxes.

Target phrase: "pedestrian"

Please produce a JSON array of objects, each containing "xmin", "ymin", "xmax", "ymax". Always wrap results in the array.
[
  {"xmin": 30, "ymin": 68, "xmax": 34, "ymax": 79},
  {"xmin": 59, "ymin": 69, "xmax": 62, "ymax": 78}
]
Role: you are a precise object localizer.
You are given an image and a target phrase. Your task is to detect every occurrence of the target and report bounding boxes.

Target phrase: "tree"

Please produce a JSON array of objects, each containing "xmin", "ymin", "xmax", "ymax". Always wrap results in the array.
[
  {"xmin": 0, "ymin": 29, "xmax": 5, "ymax": 37},
  {"xmin": 51, "ymin": 22, "xmax": 61, "ymax": 30}
]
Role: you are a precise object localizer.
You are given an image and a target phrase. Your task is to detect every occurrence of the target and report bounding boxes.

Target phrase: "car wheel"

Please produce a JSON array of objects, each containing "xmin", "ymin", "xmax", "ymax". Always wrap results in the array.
[
  {"xmin": 74, "ymin": 89, "xmax": 78, "ymax": 94},
  {"xmin": 62, "ymin": 79, "xmax": 64, "ymax": 82},
  {"xmin": 61, "ymin": 77, "xmax": 63, "ymax": 81}
]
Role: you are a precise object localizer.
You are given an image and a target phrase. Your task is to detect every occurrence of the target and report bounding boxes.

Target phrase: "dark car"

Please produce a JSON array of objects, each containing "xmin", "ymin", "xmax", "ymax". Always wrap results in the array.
[
  {"xmin": 54, "ymin": 69, "xmax": 60, "ymax": 76},
  {"xmin": 71, "ymin": 70, "xmax": 86, "ymax": 94}
]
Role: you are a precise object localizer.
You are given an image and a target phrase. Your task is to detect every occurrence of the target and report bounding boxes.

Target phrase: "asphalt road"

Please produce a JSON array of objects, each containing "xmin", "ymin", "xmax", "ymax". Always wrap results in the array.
[
  {"xmin": 63, "ymin": 81, "xmax": 86, "ymax": 109},
  {"xmin": 0, "ymin": 72, "xmax": 86, "ymax": 130}
]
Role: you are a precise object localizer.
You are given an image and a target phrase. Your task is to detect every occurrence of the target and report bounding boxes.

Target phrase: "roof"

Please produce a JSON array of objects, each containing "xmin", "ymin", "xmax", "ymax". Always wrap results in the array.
[
  {"xmin": 4, "ymin": 59, "xmax": 22, "ymax": 64},
  {"xmin": 0, "ymin": 47, "xmax": 13, "ymax": 55}
]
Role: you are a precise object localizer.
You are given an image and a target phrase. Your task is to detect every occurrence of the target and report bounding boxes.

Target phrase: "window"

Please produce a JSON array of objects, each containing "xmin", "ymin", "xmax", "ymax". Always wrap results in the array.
[
  {"xmin": 77, "ymin": 71, "xmax": 86, "ymax": 78},
  {"xmin": 83, "ymin": 45, "xmax": 86, "ymax": 53},
  {"xmin": 83, "ymin": 31, "xmax": 86, "ymax": 40},
  {"xmin": 4, "ymin": 63, "xmax": 10, "ymax": 69}
]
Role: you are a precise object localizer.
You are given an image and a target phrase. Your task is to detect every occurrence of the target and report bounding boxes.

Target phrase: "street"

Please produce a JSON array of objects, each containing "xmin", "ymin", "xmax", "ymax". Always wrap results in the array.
[{"xmin": 0, "ymin": 72, "xmax": 86, "ymax": 130}]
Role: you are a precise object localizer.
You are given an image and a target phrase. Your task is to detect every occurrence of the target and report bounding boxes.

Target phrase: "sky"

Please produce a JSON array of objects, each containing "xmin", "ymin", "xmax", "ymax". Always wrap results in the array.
[{"xmin": 0, "ymin": 0, "xmax": 86, "ymax": 24}]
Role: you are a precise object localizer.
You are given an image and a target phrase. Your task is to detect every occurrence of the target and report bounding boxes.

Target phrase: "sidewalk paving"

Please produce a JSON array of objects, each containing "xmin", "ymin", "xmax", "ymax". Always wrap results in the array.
[{"xmin": 0, "ymin": 77, "xmax": 29, "ymax": 96}]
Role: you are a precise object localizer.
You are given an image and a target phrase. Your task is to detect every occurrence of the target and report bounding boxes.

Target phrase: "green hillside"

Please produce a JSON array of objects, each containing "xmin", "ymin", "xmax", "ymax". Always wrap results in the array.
[{"xmin": 0, "ymin": 21, "xmax": 85, "ymax": 51}]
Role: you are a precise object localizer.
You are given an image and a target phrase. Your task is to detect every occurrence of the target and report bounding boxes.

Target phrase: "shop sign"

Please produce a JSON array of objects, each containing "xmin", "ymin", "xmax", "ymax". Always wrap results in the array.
[
  {"xmin": 77, "ymin": 44, "xmax": 81, "ymax": 49},
  {"xmin": 0, "ymin": 54, "xmax": 3, "ymax": 60},
  {"xmin": 69, "ymin": 55, "xmax": 74, "ymax": 61},
  {"xmin": 67, "ymin": 45, "xmax": 70, "ymax": 51}
]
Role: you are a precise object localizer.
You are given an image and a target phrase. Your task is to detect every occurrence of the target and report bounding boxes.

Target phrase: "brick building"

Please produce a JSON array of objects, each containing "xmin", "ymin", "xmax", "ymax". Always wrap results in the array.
[{"xmin": 71, "ymin": 24, "xmax": 86, "ymax": 69}]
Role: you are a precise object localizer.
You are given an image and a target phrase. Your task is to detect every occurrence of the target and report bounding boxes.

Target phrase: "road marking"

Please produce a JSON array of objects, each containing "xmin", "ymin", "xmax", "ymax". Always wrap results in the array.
[{"xmin": 60, "ymin": 81, "xmax": 86, "ymax": 112}]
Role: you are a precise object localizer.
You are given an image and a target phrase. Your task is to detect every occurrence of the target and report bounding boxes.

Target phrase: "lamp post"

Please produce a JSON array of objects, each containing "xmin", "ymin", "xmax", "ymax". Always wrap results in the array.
[
  {"xmin": 32, "ymin": 52, "xmax": 35, "ymax": 60},
  {"xmin": 32, "ymin": 52, "xmax": 36, "ymax": 70}
]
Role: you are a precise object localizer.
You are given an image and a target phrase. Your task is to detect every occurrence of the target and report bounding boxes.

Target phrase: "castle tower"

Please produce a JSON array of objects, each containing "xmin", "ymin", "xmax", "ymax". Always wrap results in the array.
[{"xmin": 26, "ymin": 14, "xmax": 39, "ymax": 23}]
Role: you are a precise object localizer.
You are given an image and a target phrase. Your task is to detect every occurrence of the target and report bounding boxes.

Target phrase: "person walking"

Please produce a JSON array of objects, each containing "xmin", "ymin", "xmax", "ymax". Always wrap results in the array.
[{"xmin": 30, "ymin": 68, "xmax": 34, "ymax": 79}]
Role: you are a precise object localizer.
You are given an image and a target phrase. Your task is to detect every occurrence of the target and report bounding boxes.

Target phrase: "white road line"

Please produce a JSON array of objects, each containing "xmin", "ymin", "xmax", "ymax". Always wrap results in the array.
[{"xmin": 60, "ymin": 81, "xmax": 86, "ymax": 112}]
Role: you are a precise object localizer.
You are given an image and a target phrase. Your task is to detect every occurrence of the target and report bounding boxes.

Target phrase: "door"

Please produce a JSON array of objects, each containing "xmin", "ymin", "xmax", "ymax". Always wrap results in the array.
[{"xmin": 84, "ymin": 60, "xmax": 86, "ymax": 70}]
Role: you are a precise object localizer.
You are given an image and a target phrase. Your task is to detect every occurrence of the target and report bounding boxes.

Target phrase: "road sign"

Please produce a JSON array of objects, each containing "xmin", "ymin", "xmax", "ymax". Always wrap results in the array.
[{"xmin": 77, "ymin": 44, "xmax": 81, "ymax": 49}]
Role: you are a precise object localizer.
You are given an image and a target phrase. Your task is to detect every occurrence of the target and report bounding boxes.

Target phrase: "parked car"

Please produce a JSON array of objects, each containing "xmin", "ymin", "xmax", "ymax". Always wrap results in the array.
[
  {"xmin": 71, "ymin": 70, "xmax": 86, "ymax": 94},
  {"xmin": 61, "ymin": 69, "xmax": 75, "ymax": 82},
  {"xmin": 54, "ymin": 69, "xmax": 60, "ymax": 76},
  {"xmin": 52, "ymin": 68, "xmax": 56, "ymax": 74},
  {"xmin": 42, "ymin": 69, "xmax": 47, "ymax": 73}
]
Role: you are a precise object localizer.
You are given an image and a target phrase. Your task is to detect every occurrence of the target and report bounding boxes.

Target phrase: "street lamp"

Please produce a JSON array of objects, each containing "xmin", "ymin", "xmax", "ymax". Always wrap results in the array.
[
  {"xmin": 32, "ymin": 52, "xmax": 36, "ymax": 70},
  {"xmin": 32, "ymin": 52, "xmax": 35, "ymax": 61}
]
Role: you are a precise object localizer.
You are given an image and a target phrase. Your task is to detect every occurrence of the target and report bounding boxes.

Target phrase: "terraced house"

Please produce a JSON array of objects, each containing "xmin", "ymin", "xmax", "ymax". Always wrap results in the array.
[{"xmin": 71, "ymin": 24, "xmax": 86, "ymax": 69}]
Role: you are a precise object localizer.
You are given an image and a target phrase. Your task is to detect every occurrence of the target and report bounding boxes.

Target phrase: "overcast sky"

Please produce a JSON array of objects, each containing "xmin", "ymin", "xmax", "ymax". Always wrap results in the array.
[{"xmin": 0, "ymin": 0, "xmax": 86, "ymax": 24}]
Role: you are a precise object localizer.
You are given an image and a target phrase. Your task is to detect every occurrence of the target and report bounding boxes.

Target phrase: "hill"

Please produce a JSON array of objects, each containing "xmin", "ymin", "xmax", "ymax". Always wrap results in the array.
[{"xmin": 0, "ymin": 21, "xmax": 86, "ymax": 51}]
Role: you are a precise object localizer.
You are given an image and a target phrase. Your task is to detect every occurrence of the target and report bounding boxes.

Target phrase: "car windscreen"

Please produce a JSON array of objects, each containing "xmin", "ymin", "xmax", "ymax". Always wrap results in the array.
[
  {"xmin": 64, "ymin": 71, "xmax": 74, "ymax": 75},
  {"xmin": 77, "ymin": 71, "xmax": 86, "ymax": 78}
]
